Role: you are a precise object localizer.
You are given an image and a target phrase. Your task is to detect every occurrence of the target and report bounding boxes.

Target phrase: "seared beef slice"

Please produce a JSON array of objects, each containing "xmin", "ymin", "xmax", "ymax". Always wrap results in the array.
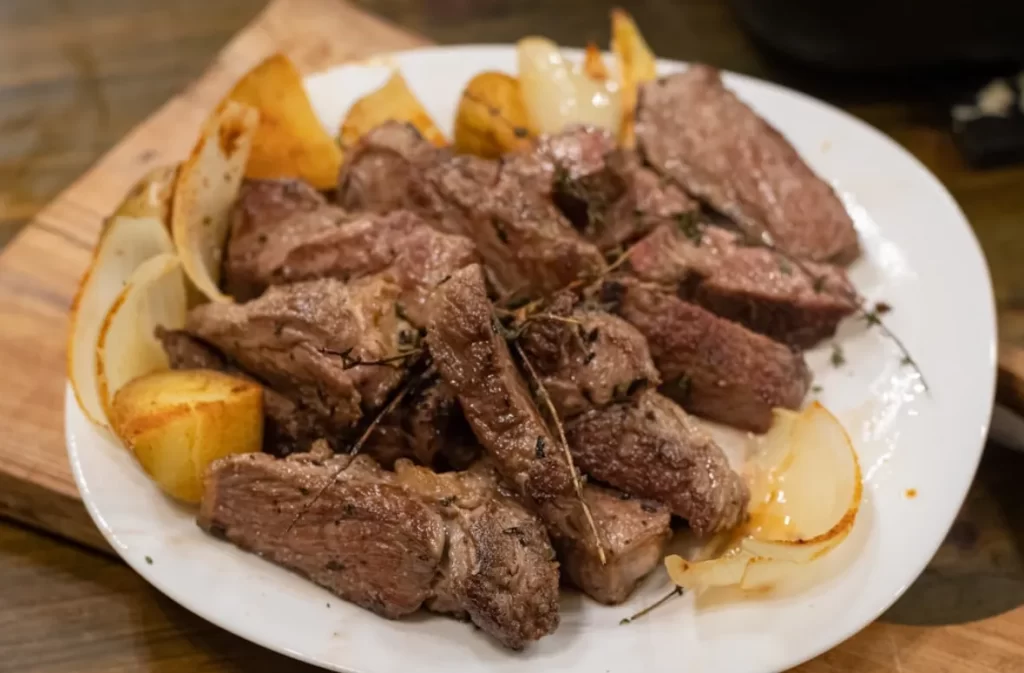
[
  {"xmin": 566, "ymin": 391, "xmax": 748, "ymax": 535},
  {"xmin": 559, "ymin": 485, "xmax": 671, "ymax": 605},
  {"xmin": 186, "ymin": 276, "xmax": 406, "ymax": 432},
  {"xmin": 227, "ymin": 203, "xmax": 476, "ymax": 326},
  {"xmin": 200, "ymin": 453, "xmax": 445, "ymax": 618},
  {"xmin": 517, "ymin": 292, "xmax": 659, "ymax": 418},
  {"xmin": 637, "ymin": 67, "xmax": 859, "ymax": 264},
  {"xmin": 426, "ymin": 265, "xmax": 593, "ymax": 545},
  {"xmin": 629, "ymin": 223, "xmax": 856, "ymax": 347},
  {"xmin": 337, "ymin": 121, "xmax": 447, "ymax": 215},
  {"xmin": 426, "ymin": 265, "xmax": 671, "ymax": 603},
  {"xmin": 614, "ymin": 281, "xmax": 810, "ymax": 432},
  {"xmin": 393, "ymin": 460, "xmax": 560, "ymax": 646},
  {"xmin": 199, "ymin": 452, "xmax": 559, "ymax": 648},
  {"xmin": 224, "ymin": 179, "xmax": 347, "ymax": 300},
  {"xmin": 428, "ymin": 155, "xmax": 606, "ymax": 297},
  {"xmin": 539, "ymin": 126, "xmax": 697, "ymax": 251}
]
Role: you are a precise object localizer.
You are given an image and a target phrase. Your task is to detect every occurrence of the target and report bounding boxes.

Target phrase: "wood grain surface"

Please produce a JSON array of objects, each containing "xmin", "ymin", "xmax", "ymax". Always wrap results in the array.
[{"xmin": 0, "ymin": 0, "xmax": 1022, "ymax": 671}]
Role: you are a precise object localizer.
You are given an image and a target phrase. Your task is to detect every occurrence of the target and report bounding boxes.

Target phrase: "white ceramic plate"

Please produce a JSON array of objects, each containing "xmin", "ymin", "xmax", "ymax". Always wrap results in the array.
[{"xmin": 66, "ymin": 46, "xmax": 997, "ymax": 673}]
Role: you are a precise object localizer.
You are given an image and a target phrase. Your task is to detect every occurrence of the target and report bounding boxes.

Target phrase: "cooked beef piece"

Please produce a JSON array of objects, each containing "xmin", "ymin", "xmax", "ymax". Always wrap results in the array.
[
  {"xmin": 538, "ymin": 126, "xmax": 698, "ymax": 253},
  {"xmin": 337, "ymin": 121, "xmax": 449, "ymax": 215},
  {"xmin": 363, "ymin": 374, "xmax": 480, "ymax": 470},
  {"xmin": 566, "ymin": 391, "xmax": 748, "ymax": 535},
  {"xmin": 517, "ymin": 291, "xmax": 659, "ymax": 418},
  {"xmin": 628, "ymin": 223, "xmax": 856, "ymax": 347},
  {"xmin": 636, "ymin": 67, "xmax": 860, "ymax": 264},
  {"xmin": 186, "ymin": 276, "xmax": 406, "ymax": 433},
  {"xmin": 199, "ymin": 451, "xmax": 559, "ymax": 648},
  {"xmin": 225, "ymin": 202, "xmax": 477, "ymax": 326},
  {"xmin": 610, "ymin": 280, "xmax": 810, "ymax": 432},
  {"xmin": 156, "ymin": 327, "xmax": 322, "ymax": 454},
  {"xmin": 598, "ymin": 164, "xmax": 697, "ymax": 253},
  {"xmin": 200, "ymin": 452, "xmax": 445, "ymax": 619},
  {"xmin": 157, "ymin": 326, "xmax": 226, "ymax": 370},
  {"xmin": 225, "ymin": 179, "xmax": 347, "ymax": 300},
  {"xmin": 427, "ymin": 155, "xmax": 606, "ymax": 298},
  {"xmin": 426, "ymin": 265, "xmax": 598, "ymax": 551},
  {"xmin": 393, "ymin": 460, "xmax": 560, "ymax": 646},
  {"xmin": 557, "ymin": 484, "xmax": 672, "ymax": 605}
]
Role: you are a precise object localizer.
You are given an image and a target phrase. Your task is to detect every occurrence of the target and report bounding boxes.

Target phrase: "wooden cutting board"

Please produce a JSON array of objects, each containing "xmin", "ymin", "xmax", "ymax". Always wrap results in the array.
[{"xmin": 1, "ymin": 1, "xmax": 1022, "ymax": 670}]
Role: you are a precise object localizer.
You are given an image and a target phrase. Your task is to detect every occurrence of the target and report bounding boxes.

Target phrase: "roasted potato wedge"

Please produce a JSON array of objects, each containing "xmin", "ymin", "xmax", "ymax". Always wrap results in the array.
[
  {"xmin": 96, "ymin": 253, "xmax": 188, "ymax": 422},
  {"xmin": 68, "ymin": 215, "xmax": 174, "ymax": 426},
  {"xmin": 453, "ymin": 71, "xmax": 534, "ymax": 158},
  {"xmin": 172, "ymin": 99, "xmax": 258, "ymax": 303},
  {"xmin": 111, "ymin": 369, "xmax": 263, "ymax": 503},
  {"xmin": 583, "ymin": 42, "xmax": 610, "ymax": 81},
  {"xmin": 111, "ymin": 164, "xmax": 179, "ymax": 227},
  {"xmin": 228, "ymin": 53, "xmax": 343, "ymax": 189},
  {"xmin": 340, "ymin": 71, "xmax": 447, "ymax": 149},
  {"xmin": 611, "ymin": 8, "xmax": 658, "ymax": 147}
]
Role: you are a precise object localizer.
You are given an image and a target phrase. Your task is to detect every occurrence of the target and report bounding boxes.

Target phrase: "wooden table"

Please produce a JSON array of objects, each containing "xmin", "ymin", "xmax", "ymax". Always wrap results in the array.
[{"xmin": 1, "ymin": 0, "xmax": 1023, "ymax": 671}]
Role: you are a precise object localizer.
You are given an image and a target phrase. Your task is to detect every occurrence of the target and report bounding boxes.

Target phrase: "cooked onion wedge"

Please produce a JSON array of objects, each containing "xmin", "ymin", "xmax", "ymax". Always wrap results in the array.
[
  {"xmin": 111, "ymin": 164, "xmax": 179, "ymax": 226},
  {"xmin": 96, "ymin": 253, "xmax": 188, "ymax": 422},
  {"xmin": 67, "ymin": 215, "xmax": 174, "ymax": 426},
  {"xmin": 172, "ymin": 99, "xmax": 258, "ymax": 303},
  {"xmin": 666, "ymin": 403, "xmax": 863, "ymax": 594},
  {"xmin": 517, "ymin": 37, "xmax": 622, "ymax": 135},
  {"xmin": 340, "ymin": 71, "xmax": 447, "ymax": 149},
  {"xmin": 611, "ymin": 9, "xmax": 657, "ymax": 147},
  {"xmin": 228, "ymin": 53, "xmax": 343, "ymax": 189}
]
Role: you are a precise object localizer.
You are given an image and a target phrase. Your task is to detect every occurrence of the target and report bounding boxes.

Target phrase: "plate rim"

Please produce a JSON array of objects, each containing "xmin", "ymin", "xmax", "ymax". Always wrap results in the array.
[{"xmin": 65, "ymin": 43, "xmax": 998, "ymax": 673}]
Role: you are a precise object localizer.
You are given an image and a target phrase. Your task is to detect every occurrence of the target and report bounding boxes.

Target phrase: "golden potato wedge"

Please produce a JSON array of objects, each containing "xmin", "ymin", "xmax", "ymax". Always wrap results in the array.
[
  {"xmin": 228, "ymin": 53, "xmax": 343, "ymax": 189},
  {"xmin": 339, "ymin": 71, "xmax": 447, "ymax": 149},
  {"xmin": 172, "ymin": 99, "xmax": 258, "ymax": 303},
  {"xmin": 96, "ymin": 253, "xmax": 188, "ymax": 422},
  {"xmin": 453, "ymin": 71, "xmax": 534, "ymax": 158},
  {"xmin": 583, "ymin": 42, "xmax": 610, "ymax": 81},
  {"xmin": 111, "ymin": 369, "xmax": 263, "ymax": 503},
  {"xmin": 111, "ymin": 164, "xmax": 179, "ymax": 226},
  {"xmin": 67, "ymin": 215, "xmax": 174, "ymax": 426},
  {"xmin": 611, "ymin": 9, "xmax": 658, "ymax": 147}
]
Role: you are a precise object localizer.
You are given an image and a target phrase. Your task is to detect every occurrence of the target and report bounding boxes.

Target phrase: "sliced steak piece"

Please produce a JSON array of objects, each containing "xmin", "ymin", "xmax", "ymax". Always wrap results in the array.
[
  {"xmin": 156, "ymin": 327, "xmax": 321, "ymax": 454},
  {"xmin": 225, "ymin": 179, "xmax": 347, "ymax": 300},
  {"xmin": 200, "ymin": 451, "xmax": 559, "ymax": 649},
  {"xmin": 426, "ymin": 265, "xmax": 595, "ymax": 550},
  {"xmin": 394, "ymin": 460, "xmax": 560, "ymax": 647},
  {"xmin": 629, "ymin": 223, "xmax": 856, "ymax": 347},
  {"xmin": 427, "ymin": 155, "xmax": 606, "ymax": 297},
  {"xmin": 637, "ymin": 67, "xmax": 859, "ymax": 264},
  {"xmin": 597, "ymin": 164, "xmax": 697, "ymax": 253},
  {"xmin": 517, "ymin": 291, "xmax": 659, "ymax": 418},
  {"xmin": 199, "ymin": 452, "xmax": 445, "ymax": 619},
  {"xmin": 186, "ymin": 276, "xmax": 406, "ymax": 433},
  {"xmin": 226, "ymin": 205, "xmax": 477, "ymax": 326},
  {"xmin": 538, "ymin": 126, "xmax": 698, "ymax": 252},
  {"xmin": 558, "ymin": 484, "xmax": 672, "ymax": 605},
  {"xmin": 566, "ymin": 391, "xmax": 748, "ymax": 535},
  {"xmin": 363, "ymin": 374, "xmax": 480, "ymax": 470},
  {"xmin": 336, "ymin": 121, "xmax": 449, "ymax": 215},
  {"xmin": 611, "ymin": 280, "xmax": 810, "ymax": 432}
]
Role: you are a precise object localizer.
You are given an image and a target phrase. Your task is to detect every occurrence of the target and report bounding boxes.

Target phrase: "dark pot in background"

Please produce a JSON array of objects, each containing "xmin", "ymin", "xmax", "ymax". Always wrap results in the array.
[{"xmin": 729, "ymin": 0, "xmax": 1024, "ymax": 71}]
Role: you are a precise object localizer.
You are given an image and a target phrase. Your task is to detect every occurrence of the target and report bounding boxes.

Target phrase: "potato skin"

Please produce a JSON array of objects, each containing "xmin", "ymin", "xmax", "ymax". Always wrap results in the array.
[
  {"xmin": 111, "ymin": 369, "xmax": 263, "ymax": 503},
  {"xmin": 453, "ymin": 72, "xmax": 534, "ymax": 159}
]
